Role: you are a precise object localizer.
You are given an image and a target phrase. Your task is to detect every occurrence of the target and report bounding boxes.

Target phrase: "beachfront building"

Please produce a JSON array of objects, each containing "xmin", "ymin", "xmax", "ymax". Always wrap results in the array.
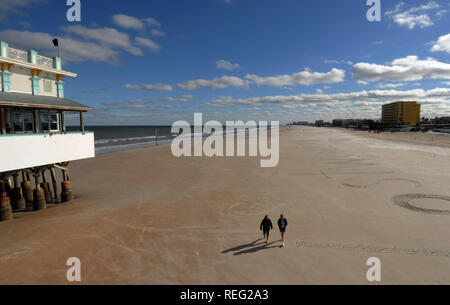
[
  {"xmin": 332, "ymin": 119, "xmax": 359, "ymax": 128},
  {"xmin": 0, "ymin": 41, "xmax": 95, "ymax": 221},
  {"xmin": 382, "ymin": 101, "xmax": 421, "ymax": 126}
]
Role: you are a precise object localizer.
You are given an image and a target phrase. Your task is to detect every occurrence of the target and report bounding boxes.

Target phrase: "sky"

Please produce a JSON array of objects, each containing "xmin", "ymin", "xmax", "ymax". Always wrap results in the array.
[{"xmin": 1, "ymin": 0, "xmax": 450, "ymax": 125}]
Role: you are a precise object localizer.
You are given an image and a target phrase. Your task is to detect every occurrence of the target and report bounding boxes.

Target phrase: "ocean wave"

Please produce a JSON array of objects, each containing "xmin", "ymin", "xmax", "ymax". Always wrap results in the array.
[
  {"xmin": 95, "ymin": 135, "xmax": 167, "ymax": 145},
  {"xmin": 96, "ymin": 139, "xmax": 172, "ymax": 154}
]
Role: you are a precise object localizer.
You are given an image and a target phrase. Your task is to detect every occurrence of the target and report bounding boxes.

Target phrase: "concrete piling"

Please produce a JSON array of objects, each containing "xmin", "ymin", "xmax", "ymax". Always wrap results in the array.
[
  {"xmin": 33, "ymin": 188, "xmax": 47, "ymax": 211},
  {"xmin": 11, "ymin": 174, "xmax": 26, "ymax": 210},
  {"xmin": 0, "ymin": 182, "xmax": 13, "ymax": 221},
  {"xmin": 41, "ymin": 182, "xmax": 52, "ymax": 204},
  {"xmin": 50, "ymin": 167, "xmax": 59, "ymax": 203},
  {"xmin": 10, "ymin": 188, "xmax": 26, "ymax": 211},
  {"xmin": 61, "ymin": 181, "xmax": 74, "ymax": 202},
  {"xmin": 21, "ymin": 180, "xmax": 34, "ymax": 205},
  {"xmin": 1, "ymin": 165, "xmax": 77, "ymax": 220}
]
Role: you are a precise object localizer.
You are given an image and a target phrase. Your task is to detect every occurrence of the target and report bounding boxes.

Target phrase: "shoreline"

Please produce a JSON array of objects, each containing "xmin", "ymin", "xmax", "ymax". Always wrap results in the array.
[{"xmin": 95, "ymin": 125, "xmax": 292, "ymax": 155}]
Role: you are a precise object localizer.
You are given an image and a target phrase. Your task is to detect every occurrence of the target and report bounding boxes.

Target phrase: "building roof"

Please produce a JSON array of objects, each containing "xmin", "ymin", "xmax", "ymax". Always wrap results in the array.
[{"xmin": 0, "ymin": 92, "xmax": 91, "ymax": 111}]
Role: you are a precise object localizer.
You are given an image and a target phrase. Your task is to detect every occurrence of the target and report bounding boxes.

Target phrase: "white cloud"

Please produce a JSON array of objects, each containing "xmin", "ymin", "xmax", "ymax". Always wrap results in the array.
[
  {"xmin": 61, "ymin": 25, "xmax": 143, "ymax": 56},
  {"xmin": 206, "ymin": 88, "xmax": 450, "ymax": 111},
  {"xmin": 377, "ymin": 83, "xmax": 406, "ymax": 89},
  {"xmin": 103, "ymin": 95, "xmax": 194, "ymax": 106},
  {"xmin": 165, "ymin": 95, "xmax": 194, "ymax": 102},
  {"xmin": 178, "ymin": 76, "xmax": 248, "ymax": 90},
  {"xmin": 0, "ymin": 0, "xmax": 45, "ymax": 19},
  {"xmin": 246, "ymin": 68, "xmax": 345, "ymax": 87},
  {"xmin": 216, "ymin": 60, "xmax": 240, "ymax": 71},
  {"xmin": 324, "ymin": 59, "xmax": 340, "ymax": 65},
  {"xmin": 324, "ymin": 59, "xmax": 353, "ymax": 65},
  {"xmin": 135, "ymin": 37, "xmax": 161, "ymax": 53},
  {"xmin": 125, "ymin": 83, "xmax": 173, "ymax": 91},
  {"xmin": 177, "ymin": 68, "xmax": 345, "ymax": 91},
  {"xmin": 0, "ymin": 28, "xmax": 163, "ymax": 64},
  {"xmin": 393, "ymin": 13, "xmax": 433, "ymax": 29},
  {"xmin": 0, "ymin": 30, "xmax": 120, "ymax": 63},
  {"xmin": 431, "ymin": 33, "xmax": 450, "ymax": 54},
  {"xmin": 353, "ymin": 56, "xmax": 450, "ymax": 82},
  {"xmin": 151, "ymin": 29, "xmax": 166, "ymax": 37},
  {"xmin": 385, "ymin": 1, "xmax": 441, "ymax": 29},
  {"xmin": 144, "ymin": 18, "xmax": 162, "ymax": 28},
  {"xmin": 112, "ymin": 14, "xmax": 146, "ymax": 30}
]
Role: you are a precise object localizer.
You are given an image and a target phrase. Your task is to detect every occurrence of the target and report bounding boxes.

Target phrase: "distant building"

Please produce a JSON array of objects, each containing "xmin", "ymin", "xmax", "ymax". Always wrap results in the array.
[
  {"xmin": 332, "ymin": 119, "xmax": 343, "ymax": 127},
  {"xmin": 382, "ymin": 101, "xmax": 421, "ymax": 125},
  {"xmin": 434, "ymin": 117, "xmax": 450, "ymax": 124},
  {"xmin": 332, "ymin": 119, "xmax": 359, "ymax": 128},
  {"xmin": 291, "ymin": 121, "xmax": 312, "ymax": 126}
]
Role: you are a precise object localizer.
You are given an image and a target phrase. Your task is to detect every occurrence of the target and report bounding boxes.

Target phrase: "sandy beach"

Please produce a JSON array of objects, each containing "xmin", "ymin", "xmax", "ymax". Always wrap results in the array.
[{"xmin": 1, "ymin": 126, "xmax": 449, "ymax": 285}]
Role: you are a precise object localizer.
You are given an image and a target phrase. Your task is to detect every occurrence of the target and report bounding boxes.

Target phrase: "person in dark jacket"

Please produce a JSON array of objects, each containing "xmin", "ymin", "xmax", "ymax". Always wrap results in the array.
[
  {"xmin": 260, "ymin": 215, "xmax": 273, "ymax": 244},
  {"xmin": 278, "ymin": 214, "xmax": 288, "ymax": 247}
]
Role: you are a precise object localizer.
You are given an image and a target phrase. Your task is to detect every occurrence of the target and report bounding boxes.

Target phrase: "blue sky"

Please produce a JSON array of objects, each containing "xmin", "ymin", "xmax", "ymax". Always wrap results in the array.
[{"xmin": 1, "ymin": 0, "xmax": 450, "ymax": 125}]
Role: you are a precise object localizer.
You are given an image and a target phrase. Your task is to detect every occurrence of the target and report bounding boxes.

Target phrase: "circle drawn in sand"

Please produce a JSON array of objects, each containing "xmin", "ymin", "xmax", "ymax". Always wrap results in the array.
[
  {"xmin": 342, "ymin": 178, "xmax": 422, "ymax": 189},
  {"xmin": 393, "ymin": 194, "xmax": 450, "ymax": 215}
]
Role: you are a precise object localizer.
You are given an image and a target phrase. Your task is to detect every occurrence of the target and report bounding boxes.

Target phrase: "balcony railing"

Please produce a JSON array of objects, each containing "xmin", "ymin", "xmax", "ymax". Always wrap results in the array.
[
  {"xmin": 37, "ymin": 55, "xmax": 53, "ymax": 69},
  {"xmin": 8, "ymin": 47, "xmax": 54, "ymax": 69},
  {"xmin": 9, "ymin": 47, "xmax": 28, "ymax": 62}
]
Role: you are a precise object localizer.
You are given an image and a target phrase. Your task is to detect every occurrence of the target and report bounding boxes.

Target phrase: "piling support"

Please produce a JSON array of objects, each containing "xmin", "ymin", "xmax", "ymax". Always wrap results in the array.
[
  {"xmin": 50, "ymin": 166, "xmax": 59, "ymax": 203},
  {"xmin": 31, "ymin": 169, "xmax": 47, "ymax": 211},
  {"xmin": 0, "ymin": 181, "xmax": 13, "ymax": 221},
  {"xmin": 61, "ymin": 180, "xmax": 74, "ymax": 203},
  {"xmin": 56, "ymin": 163, "xmax": 74, "ymax": 203},
  {"xmin": 41, "ymin": 169, "xmax": 52, "ymax": 203},
  {"xmin": 21, "ymin": 170, "xmax": 34, "ymax": 204},
  {"xmin": 11, "ymin": 173, "xmax": 26, "ymax": 211}
]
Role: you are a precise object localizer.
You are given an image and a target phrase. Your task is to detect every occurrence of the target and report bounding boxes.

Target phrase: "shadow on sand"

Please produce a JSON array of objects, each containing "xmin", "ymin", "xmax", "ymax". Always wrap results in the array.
[{"xmin": 222, "ymin": 239, "xmax": 282, "ymax": 256}]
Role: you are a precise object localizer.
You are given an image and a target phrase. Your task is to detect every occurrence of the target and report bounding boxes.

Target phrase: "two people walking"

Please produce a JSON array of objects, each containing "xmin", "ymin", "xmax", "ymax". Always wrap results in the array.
[{"xmin": 260, "ymin": 214, "xmax": 288, "ymax": 247}]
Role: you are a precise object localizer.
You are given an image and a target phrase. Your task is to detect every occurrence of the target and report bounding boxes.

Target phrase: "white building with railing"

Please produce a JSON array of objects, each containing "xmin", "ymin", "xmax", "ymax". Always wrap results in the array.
[{"xmin": 0, "ymin": 40, "xmax": 95, "ymax": 221}]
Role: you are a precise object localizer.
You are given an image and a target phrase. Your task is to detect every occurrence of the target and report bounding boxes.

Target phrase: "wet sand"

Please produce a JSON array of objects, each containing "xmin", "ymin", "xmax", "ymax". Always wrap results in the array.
[{"xmin": 0, "ymin": 126, "xmax": 449, "ymax": 284}]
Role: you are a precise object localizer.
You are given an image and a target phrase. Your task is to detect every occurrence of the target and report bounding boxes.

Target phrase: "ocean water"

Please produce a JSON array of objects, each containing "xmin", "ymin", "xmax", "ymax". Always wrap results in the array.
[
  {"xmin": 67, "ymin": 126, "xmax": 175, "ymax": 154},
  {"xmin": 67, "ymin": 125, "xmax": 281, "ymax": 155}
]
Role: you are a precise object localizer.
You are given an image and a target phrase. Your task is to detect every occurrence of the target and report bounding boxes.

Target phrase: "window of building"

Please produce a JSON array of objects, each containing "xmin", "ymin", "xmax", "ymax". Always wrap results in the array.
[
  {"xmin": 43, "ymin": 79, "xmax": 52, "ymax": 93},
  {"xmin": 10, "ymin": 111, "xmax": 34, "ymax": 133},
  {"xmin": 40, "ymin": 112, "xmax": 60, "ymax": 132}
]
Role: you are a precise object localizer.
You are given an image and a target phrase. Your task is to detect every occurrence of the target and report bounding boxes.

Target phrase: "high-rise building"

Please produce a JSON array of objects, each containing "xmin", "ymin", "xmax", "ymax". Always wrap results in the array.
[{"xmin": 382, "ymin": 101, "xmax": 421, "ymax": 125}]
